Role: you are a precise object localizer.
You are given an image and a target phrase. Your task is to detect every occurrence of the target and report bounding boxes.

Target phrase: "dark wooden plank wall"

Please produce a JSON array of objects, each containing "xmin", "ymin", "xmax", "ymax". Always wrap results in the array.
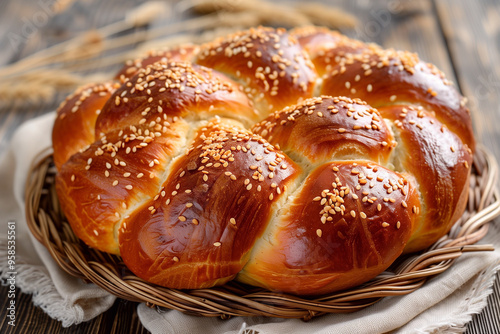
[
  {"xmin": 1, "ymin": 0, "xmax": 499, "ymax": 333},
  {"xmin": 436, "ymin": 1, "xmax": 500, "ymax": 332}
]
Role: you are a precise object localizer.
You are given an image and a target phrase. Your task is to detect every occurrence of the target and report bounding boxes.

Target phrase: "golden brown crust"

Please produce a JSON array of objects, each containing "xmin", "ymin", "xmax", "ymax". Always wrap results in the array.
[
  {"xmin": 290, "ymin": 26, "xmax": 370, "ymax": 76},
  {"xmin": 56, "ymin": 120, "xmax": 190, "ymax": 254},
  {"xmin": 378, "ymin": 105, "xmax": 473, "ymax": 252},
  {"xmin": 115, "ymin": 44, "xmax": 199, "ymax": 81},
  {"xmin": 52, "ymin": 26, "xmax": 475, "ymax": 295},
  {"xmin": 251, "ymin": 96, "xmax": 396, "ymax": 165},
  {"xmin": 96, "ymin": 61, "xmax": 258, "ymax": 137},
  {"xmin": 320, "ymin": 47, "xmax": 475, "ymax": 151},
  {"xmin": 196, "ymin": 26, "xmax": 318, "ymax": 114},
  {"xmin": 52, "ymin": 81, "xmax": 120, "ymax": 170},
  {"xmin": 239, "ymin": 161, "xmax": 419, "ymax": 295},
  {"xmin": 119, "ymin": 119, "xmax": 301, "ymax": 288}
]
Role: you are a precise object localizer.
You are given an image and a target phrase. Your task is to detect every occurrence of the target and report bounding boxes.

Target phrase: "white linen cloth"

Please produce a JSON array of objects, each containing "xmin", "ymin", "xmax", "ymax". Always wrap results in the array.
[{"xmin": 0, "ymin": 112, "xmax": 499, "ymax": 333}]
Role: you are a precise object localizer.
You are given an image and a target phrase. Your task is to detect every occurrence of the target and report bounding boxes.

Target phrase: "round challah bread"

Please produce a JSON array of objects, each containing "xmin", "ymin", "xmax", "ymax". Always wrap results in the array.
[{"xmin": 53, "ymin": 26, "xmax": 474, "ymax": 296}]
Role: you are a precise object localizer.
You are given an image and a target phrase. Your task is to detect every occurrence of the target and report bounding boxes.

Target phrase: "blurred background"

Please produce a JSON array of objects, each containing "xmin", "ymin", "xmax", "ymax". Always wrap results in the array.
[{"xmin": 0, "ymin": 0, "xmax": 499, "ymax": 333}]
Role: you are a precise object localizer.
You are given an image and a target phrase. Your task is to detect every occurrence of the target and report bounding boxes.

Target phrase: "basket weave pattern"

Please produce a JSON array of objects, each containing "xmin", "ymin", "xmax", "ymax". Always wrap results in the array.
[{"xmin": 25, "ymin": 146, "xmax": 500, "ymax": 320}]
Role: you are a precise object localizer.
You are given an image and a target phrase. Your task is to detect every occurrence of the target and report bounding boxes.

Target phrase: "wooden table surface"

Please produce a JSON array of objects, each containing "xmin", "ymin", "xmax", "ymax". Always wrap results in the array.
[{"xmin": 1, "ymin": 0, "xmax": 500, "ymax": 333}]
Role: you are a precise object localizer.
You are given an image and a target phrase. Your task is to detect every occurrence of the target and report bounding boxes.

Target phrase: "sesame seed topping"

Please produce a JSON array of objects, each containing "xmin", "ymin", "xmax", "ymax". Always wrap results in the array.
[
  {"xmin": 213, "ymin": 242, "xmax": 221, "ymax": 247},
  {"xmin": 178, "ymin": 216, "xmax": 186, "ymax": 222},
  {"xmin": 316, "ymin": 229, "xmax": 323, "ymax": 237}
]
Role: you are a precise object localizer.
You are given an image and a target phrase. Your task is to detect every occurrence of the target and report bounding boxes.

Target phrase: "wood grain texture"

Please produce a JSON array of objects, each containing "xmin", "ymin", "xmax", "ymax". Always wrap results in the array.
[
  {"xmin": 0, "ymin": 286, "xmax": 149, "ymax": 334},
  {"xmin": 435, "ymin": 1, "xmax": 500, "ymax": 333},
  {"xmin": 0, "ymin": 0, "xmax": 499, "ymax": 333}
]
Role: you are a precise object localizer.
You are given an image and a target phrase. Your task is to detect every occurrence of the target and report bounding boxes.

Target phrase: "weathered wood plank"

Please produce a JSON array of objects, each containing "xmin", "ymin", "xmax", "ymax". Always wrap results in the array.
[
  {"xmin": 435, "ymin": 0, "xmax": 500, "ymax": 157},
  {"xmin": 0, "ymin": 285, "xmax": 149, "ymax": 334},
  {"xmin": 435, "ymin": 1, "xmax": 500, "ymax": 333}
]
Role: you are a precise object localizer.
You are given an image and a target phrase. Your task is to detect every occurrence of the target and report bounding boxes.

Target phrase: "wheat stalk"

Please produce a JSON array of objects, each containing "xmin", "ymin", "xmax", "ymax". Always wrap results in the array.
[{"xmin": 0, "ymin": 0, "xmax": 358, "ymax": 110}]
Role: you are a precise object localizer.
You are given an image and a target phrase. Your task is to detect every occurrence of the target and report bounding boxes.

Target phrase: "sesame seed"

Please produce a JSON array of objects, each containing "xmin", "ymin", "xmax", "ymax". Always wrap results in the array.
[
  {"xmin": 178, "ymin": 216, "xmax": 186, "ymax": 222},
  {"xmin": 390, "ymin": 95, "xmax": 397, "ymax": 102},
  {"xmin": 382, "ymin": 222, "xmax": 390, "ymax": 227},
  {"xmin": 192, "ymin": 218, "xmax": 199, "ymax": 225},
  {"xmin": 316, "ymin": 229, "xmax": 323, "ymax": 237},
  {"xmin": 377, "ymin": 204, "xmax": 382, "ymax": 211},
  {"xmin": 125, "ymin": 185, "xmax": 133, "ymax": 190},
  {"xmin": 112, "ymin": 180, "xmax": 118, "ymax": 186},
  {"xmin": 396, "ymin": 221, "xmax": 401, "ymax": 229},
  {"xmin": 360, "ymin": 212, "xmax": 367, "ymax": 219},
  {"xmin": 350, "ymin": 210, "xmax": 356, "ymax": 218},
  {"xmin": 213, "ymin": 242, "xmax": 221, "ymax": 247},
  {"xmin": 230, "ymin": 218, "xmax": 236, "ymax": 225},
  {"xmin": 173, "ymin": 256, "xmax": 179, "ymax": 262}
]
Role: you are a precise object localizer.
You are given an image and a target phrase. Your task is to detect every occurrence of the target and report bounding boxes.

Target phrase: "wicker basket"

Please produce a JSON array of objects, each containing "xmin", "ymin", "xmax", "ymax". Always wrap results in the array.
[{"xmin": 25, "ymin": 145, "xmax": 500, "ymax": 320}]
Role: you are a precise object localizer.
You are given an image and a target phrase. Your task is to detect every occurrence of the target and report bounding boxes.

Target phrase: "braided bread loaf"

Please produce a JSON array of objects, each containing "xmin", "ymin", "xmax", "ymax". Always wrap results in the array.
[{"xmin": 53, "ymin": 26, "xmax": 474, "ymax": 295}]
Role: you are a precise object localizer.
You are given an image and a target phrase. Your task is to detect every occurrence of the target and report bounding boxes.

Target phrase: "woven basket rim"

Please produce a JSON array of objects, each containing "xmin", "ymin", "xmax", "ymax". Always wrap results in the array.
[{"xmin": 24, "ymin": 144, "xmax": 500, "ymax": 320}]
